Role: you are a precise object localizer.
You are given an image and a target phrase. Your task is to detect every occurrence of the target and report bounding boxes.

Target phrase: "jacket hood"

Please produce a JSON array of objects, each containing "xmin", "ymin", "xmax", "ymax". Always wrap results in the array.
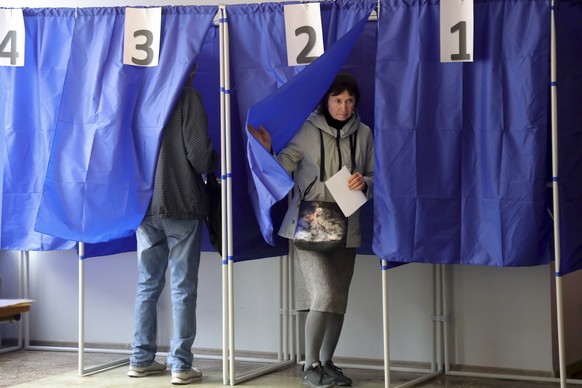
[{"xmin": 305, "ymin": 110, "xmax": 361, "ymax": 138}]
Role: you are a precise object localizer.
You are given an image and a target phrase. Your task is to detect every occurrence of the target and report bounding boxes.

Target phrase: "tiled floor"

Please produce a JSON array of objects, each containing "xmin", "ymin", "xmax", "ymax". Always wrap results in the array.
[{"xmin": 0, "ymin": 349, "xmax": 571, "ymax": 387}]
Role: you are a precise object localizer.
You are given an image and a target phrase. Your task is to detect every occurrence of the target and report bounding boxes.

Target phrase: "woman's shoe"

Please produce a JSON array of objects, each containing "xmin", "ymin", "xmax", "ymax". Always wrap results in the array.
[
  {"xmin": 302, "ymin": 361, "xmax": 336, "ymax": 387},
  {"xmin": 323, "ymin": 360, "xmax": 352, "ymax": 386}
]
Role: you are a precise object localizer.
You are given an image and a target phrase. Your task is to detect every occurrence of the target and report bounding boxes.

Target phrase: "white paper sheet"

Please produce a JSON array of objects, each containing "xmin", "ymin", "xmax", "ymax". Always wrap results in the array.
[
  {"xmin": 283, "ymin": 3, "xmax": 324, "ymax": 66},
  {"xmin": 325, "ymin": 166, "xmax": 368, "ymax": 217},
  {"xmin": 123, "ymin": 7, "xmax": 161, "ymax": 67}
]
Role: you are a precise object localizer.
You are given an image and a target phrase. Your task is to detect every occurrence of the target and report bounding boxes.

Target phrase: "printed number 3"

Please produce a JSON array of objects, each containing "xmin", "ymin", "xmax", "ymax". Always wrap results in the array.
[{"xmin": 132, "ymin": 29, "xmax": 153, "ymax": 66}]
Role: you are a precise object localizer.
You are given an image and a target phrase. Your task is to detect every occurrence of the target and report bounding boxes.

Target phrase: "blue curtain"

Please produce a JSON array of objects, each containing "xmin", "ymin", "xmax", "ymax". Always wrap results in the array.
[
  {"xmin": 555, "ymin": 0, "xmax": 582, "ymax": 275},
  {"xmin": 34, "ymin": 6, "xmax": 217, "ymax": 244},
  {"xmin": 0, "ymin": 8, "xmax": 75, "ymax": 251},
  {"xmin": 4, "ymin": 1, "xmax": 575, "ymax": 269},
  {"xmin": 373, "ymin": 0, "xmax": 551, "ymax": 267},
  {"xmin": 228, "ymin": 0, "xmax": 376, "ymax": 260},
  {"xmin": 82, "ymin": 22, "xmax": 222, "ymax": 259}
]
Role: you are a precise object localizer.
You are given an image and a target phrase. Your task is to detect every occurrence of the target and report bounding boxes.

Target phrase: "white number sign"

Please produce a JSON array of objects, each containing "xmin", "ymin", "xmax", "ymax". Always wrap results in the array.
[
  {"xmin": 123, "ymin": 7, "xmax": 161, "ymax": 67},
  {"xmin": 0, "ymin": 9, "xmax": 25, "ymax": 67},
  {"xmin": 284, "ymin": 3, "xmax": 324, "ymax": 67},
  {"xmin": 440, "ymin": 0, "xmax": 474, "ymax": 63}
]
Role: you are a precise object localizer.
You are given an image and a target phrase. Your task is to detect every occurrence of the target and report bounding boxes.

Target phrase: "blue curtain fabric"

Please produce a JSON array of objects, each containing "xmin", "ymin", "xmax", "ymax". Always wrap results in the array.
[
  {"xmin": 555, "ymin": 0, "xmax": 582, "ymax": 275},
  {"xmin": 34, "ymin": 6, "xmax": 217, "ymax": 243},
  {"xmin": 1, "ymin": 1, "xmax": 580, "ymax": 271},
  {"xmin": 0, "ymin": 8, "xmax": 75, "ymax": 250},
  {"xmin": 373, "ymin": 0, "xmax": 551, "ymax": 267},
  {"xmin": 229, "ymin": 0, "xmax": 376, "ymax": 258},
  {"xmin": 83, "ymin": 21, "xmax": 222, "ymax": 259},
  {"xmin": 246, "ymin": 14, "xmax": 372, "ymax": 245}
]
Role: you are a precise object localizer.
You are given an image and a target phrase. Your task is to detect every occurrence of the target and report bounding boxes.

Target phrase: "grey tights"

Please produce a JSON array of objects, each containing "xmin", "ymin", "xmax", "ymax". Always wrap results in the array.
[{"xmin": 304, "ymin": 310, "xmax": 345, "ymax": 368}]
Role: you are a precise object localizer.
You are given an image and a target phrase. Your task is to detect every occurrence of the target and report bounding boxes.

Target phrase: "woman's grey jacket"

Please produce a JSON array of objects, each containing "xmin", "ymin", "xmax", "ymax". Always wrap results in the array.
[{"xmin": 276, "ymin": 110, "xmax": 374, "ymax": 248}]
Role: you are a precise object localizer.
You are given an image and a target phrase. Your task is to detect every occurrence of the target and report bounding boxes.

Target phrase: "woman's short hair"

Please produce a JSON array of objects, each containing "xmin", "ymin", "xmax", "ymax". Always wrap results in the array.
[{"xmin": 317, "ymin": 72, "xmax": 360, "ymax": 114}]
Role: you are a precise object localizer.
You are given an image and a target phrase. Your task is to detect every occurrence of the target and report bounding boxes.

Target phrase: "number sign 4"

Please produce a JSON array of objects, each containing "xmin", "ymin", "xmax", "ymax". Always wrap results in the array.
[
  {"xmin": 440, "ymin": 0, "xmax": 474, "ymax": 63},
  {"xmin": 284, "ymin": 3, "xmax": 324, "ymax": 67},
  {"xmin": 0, "ymin": 9, "xmax": 25, "ymax": 67},
  {"xmin": 123, "ymin": 7, "xmax": 161, "ymax": 67}
]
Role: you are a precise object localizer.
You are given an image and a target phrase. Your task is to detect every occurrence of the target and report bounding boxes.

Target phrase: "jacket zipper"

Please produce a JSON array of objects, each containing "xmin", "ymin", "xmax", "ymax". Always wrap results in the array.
[{"xmin": 336, "ymin": 129, "xmax": 342, "ymax": 172}]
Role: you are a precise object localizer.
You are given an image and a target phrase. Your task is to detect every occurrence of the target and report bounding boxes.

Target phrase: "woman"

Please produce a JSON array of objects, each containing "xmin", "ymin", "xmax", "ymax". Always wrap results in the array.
[{"xmin": 248, "ymin": 72, "xmax": 374, "ymax": 388}]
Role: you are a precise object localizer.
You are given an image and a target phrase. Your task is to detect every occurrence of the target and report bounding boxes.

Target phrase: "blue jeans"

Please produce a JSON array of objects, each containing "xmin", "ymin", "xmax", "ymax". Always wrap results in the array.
[{"xmin": 130, "ymin": 217, "xmax": 203, "ymax": 372}]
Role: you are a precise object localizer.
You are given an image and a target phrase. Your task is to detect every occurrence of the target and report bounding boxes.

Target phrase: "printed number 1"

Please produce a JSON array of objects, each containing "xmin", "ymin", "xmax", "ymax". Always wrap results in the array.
[
  {"xmin": 0, "ymin": 30, "xmax": 19, "ymax": 65},
  {"xmin": 450, "ymin": 21, "xmax": 470, "ymax": 61}
]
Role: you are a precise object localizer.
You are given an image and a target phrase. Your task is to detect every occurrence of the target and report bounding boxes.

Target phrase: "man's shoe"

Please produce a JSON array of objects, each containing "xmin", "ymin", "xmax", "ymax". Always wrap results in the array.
[
  {"xmin": 127, "ymin": 360, "xmax": 167, "ymax": 377},
  {"xmin": 171, "ymin": 367, "xmax": 203, "ymax": 385},
  {"xmin": 323, "ymin": 360, "xmax": 352, "ymax": 386},
  {"xmin": 302, "ymin": 361, "xmax": 335, "ymax": 387}
]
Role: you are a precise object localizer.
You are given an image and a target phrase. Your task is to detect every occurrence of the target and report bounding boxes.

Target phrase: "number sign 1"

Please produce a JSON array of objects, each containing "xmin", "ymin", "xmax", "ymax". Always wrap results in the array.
[
  {"xmin": 0, "ymin": 9, "xmax": 25, "ymax": 67},
  {"xmin": 284, "ymin": 3, "xmax": 324, "ymax": 67},
  {"xmin": 123, "ymin": 7, "xmax": 161, "ymax": 67},
  {"xmin": 440, "ymin": 0, "xmax": 474, "ymax": 63}
]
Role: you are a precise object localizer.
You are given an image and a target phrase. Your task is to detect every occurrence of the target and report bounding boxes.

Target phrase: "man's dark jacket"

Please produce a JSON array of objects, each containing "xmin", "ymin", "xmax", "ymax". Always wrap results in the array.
[{"xmin": 144, "ymin": 86, "xmax": 218, "ymax": 220}]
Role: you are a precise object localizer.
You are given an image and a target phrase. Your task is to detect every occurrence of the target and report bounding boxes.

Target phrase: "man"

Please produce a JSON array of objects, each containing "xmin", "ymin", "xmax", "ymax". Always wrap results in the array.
[{"xmin": 128, "ymin": 65, "xmax": 218, "ymax": 385}]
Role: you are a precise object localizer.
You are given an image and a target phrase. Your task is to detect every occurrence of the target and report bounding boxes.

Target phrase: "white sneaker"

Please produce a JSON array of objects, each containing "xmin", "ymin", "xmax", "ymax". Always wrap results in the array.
[
  {"xmin": 171, "ymin": 367, "xmax": 203, "ymax": 385},
  {"xmin": 127, "ymin": 360, "xmax": 167, "ymax": 377}
]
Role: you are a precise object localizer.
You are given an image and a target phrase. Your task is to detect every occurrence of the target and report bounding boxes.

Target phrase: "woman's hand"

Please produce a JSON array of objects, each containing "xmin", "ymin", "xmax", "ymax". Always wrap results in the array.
[
  {"xmin": 247, "ymin": 124, "xmax": 273, "ymax": 153},
  {"xmin": 348, "ymin": 172, "xmax": 367, "ymax": 191}
]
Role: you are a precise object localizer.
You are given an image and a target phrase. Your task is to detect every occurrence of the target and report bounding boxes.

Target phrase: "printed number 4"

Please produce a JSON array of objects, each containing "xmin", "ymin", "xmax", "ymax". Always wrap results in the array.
[
  {"xmin": 450, "ymin": 21, "xmax": 470, "ymax": 61},
  {"xmin": 0, "ymin": 30, "xmax": 19, "ymax": 65}
]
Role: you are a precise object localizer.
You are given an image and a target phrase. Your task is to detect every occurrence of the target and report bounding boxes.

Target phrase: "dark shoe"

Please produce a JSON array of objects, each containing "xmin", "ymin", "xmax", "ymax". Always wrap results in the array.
[
  {"xmin": 302, "ymin": 361, "xmax": 335, "ymax": 387},
  {"xmin": 323, "ymin": 360, "xmax": 352, "ymax": 386}
]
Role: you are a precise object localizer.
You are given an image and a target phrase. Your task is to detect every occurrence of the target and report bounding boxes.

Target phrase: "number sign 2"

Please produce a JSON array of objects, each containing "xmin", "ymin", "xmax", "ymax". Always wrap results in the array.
[
  {"xmin": 284, "ymin": 3, "xmax": 324, "ymax": 67},
  {"xmin": 123, "ymin": 7, "xmax": 161, "ymax": 67},
  {"xmin": 0, "ymin": 9, "xmax": 25, "ymax": 67},
  {"xmin": 440, "ymin": 0, "xmax": 474, "ymax": 63}
]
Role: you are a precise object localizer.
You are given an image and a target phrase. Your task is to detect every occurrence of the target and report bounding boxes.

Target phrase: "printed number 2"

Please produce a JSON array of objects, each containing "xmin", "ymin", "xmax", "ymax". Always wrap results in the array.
[
  {"xmin": 0, "ymin": 30, "xmax": 19, "ymax": 65},
  {"xmin": 132, "ymin": 29, "xmax": 153, "ymax": 66},
  {"xmin": 450, "ymin": 21, "xmax": 470, "ymax": 61},
  {"xmin": 295, "ymin": 25, "xmax": 317, "ymax": 64}
]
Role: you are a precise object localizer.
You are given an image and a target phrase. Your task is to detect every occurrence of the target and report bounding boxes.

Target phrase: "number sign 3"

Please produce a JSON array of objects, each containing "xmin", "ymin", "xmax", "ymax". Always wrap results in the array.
[
  {"xmin": 284, "ymin": 3, "xmax": 324, "ymax": 67},
  {"xmin": 0, "ymin": 9, "xmax": 25, "ymax": 67},
  {"xmin": 440, "ymin": 0, "xmax": 474, "ymax": 63},
  {"xmin": 123, "ymin": 7, "xmax": 161, "ymax": 67}
]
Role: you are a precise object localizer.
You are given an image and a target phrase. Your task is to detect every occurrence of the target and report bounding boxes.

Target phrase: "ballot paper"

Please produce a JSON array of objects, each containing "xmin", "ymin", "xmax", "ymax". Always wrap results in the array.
[{"xmin": 325, "ymin": 166, "xmax": 368, "ymax": 217}]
